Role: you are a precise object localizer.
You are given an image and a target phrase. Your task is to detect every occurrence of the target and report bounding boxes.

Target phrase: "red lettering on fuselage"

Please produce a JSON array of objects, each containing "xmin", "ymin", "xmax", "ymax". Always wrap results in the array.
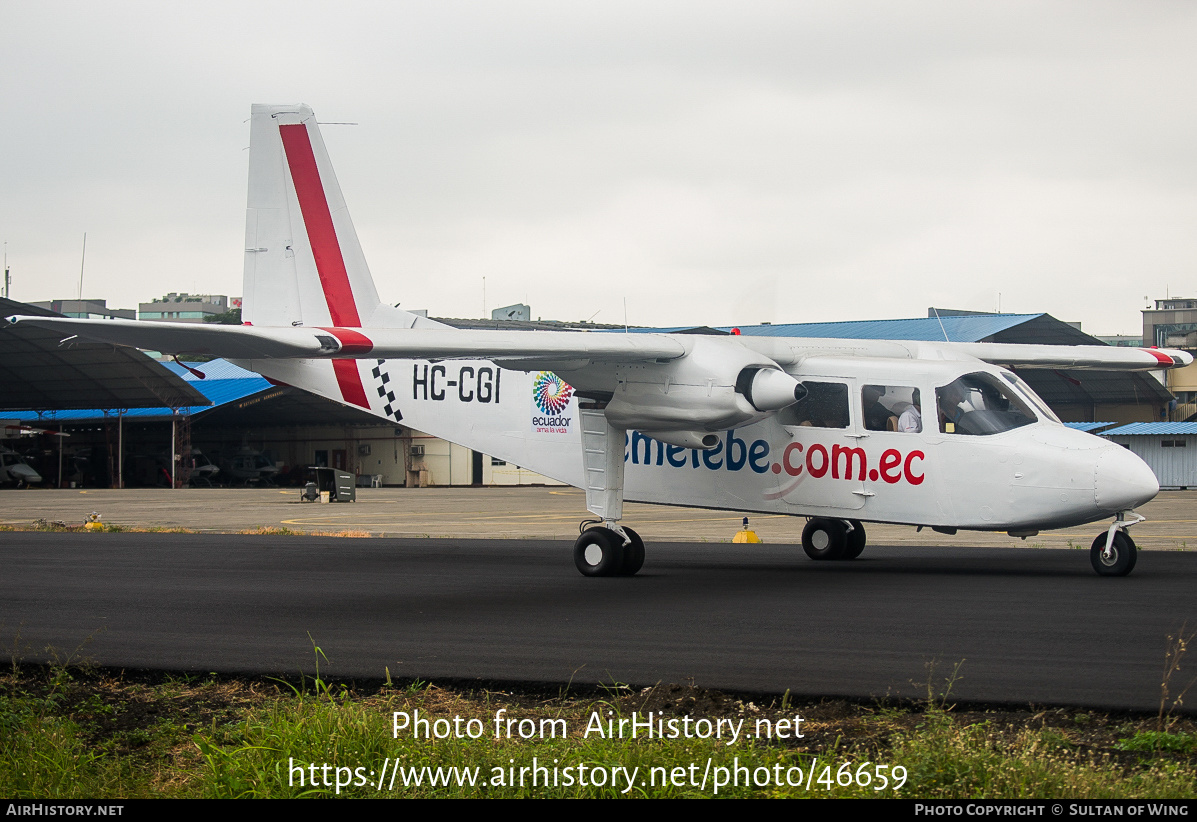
[
  {"xmin": 831, "ymin": 444, "xmax": 867, "ymax": 481},
  {"xmin": 879, "ymin": 449, "xmax": 902, "ymax": 483},
  {"xmin": 780, "ymin": 442, "xmax": 803, "ymax": 475},
  {"xmin": 806, "ymin": 444, "xmax": 829, "ymax": 478},
  {"xmin": 904, "ymin": 450, "xmax": 925, "ymax": 485},
  {"xmin": 770, "ymin": 442, "xmax": 926, "ymax": 487}
]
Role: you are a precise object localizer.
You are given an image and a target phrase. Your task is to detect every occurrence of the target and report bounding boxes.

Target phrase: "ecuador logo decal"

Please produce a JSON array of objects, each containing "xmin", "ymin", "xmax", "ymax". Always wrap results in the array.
[{"xmin": 531, "ymin": 371, "xmax": 574, "ymax": 434}]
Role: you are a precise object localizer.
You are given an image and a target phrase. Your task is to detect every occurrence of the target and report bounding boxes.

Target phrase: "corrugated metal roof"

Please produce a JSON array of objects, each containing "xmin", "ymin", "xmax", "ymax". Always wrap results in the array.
[
  {"xmin": 8, "ymin": 359, "xmax": 270, "ymax": 423},
  {"xmin": 1102, "ymin": 423, "xmax": 1197, "ymax": 436},
  {"xmin": 159, "ymin": 359, "xmax": 264, "ymax": 382},
  {"xmin": 628, "ymin": 314, "xmax": 1042, "ymax": 342},
  {"xmin": 723, "ymin": 314, "xmax": 1043, "ymax": 342},
  {"xmin": 1065, "ymin": 422, "xmax": 1119, "ymax": 433},
  {"xmin": 0, "ymin": 297, "xmax": 210, "ymax": 410}
]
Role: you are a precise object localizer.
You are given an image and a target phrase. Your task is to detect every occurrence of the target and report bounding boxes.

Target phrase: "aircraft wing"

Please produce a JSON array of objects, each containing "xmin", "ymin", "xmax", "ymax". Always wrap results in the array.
[
  {"xmin": 735, "ymin": 336, "xmax": 1193, "ymax": 372},
  {"xmin": 7, "ymin": 316, "xmax": 1191, "ymax": 374},
  {"xmin": 944, "ymin": 342, "xmax": 1193, "ymax": 371},
  {"xmin": 4, "ymin": 316, "xmax": 686, "ymax": 366}
]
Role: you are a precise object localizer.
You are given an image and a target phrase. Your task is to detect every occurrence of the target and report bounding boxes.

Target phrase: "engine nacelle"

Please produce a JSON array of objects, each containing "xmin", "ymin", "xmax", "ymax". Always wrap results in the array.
[
  {"xmin": 602, "ymin": 337, "xmax": 803, "ymax": 434},
  {"xmin": 736, "ymin": 366, "xmax": 808, "ymax": 412}
]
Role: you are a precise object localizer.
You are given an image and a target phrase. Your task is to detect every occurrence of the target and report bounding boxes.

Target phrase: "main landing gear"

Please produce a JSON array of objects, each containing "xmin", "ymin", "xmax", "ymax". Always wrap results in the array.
[
  {"xmin": 574, "ymin": 410, "xmax": 646, "ymax": 577},
  {"xmin": 801, "ymin": 517, "xmax": 867, "ymax": 561},
  {"xmin": 1090, "ymin": 512, "xmax": 1144, "ymax": 577},
  {"xmin": 573, "ymin": 524, "xmax": 645, "ymax": 577}
]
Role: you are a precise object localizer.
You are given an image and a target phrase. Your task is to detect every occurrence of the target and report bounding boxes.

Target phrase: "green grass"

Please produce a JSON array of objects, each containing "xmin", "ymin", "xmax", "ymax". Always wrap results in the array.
[
  {"xmin": 2, "ymin": 663, "xmax": 1195, "ymax": 799},
  {"xmin": 1116, "ymin": 731, "xmax": 1197, "ymax": 754}
]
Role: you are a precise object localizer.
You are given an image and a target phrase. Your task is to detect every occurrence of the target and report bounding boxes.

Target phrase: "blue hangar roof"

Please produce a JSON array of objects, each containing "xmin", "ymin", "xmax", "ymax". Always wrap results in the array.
[
  {"xmin": 1065, "ymin": 422, "xmax": 1119, "ymax": 434},
  {"xmin": 726, "ymin": 314, "xmax": 1043, "ymax": 342},
  {"xmin": 9, "ymin": 360, "xmax": 272, "ymax": 423},
  {"xmin": 1102, "ymin": 423, "xmax": 1197, "ymax": 436},
  {"xmin": 633, "ymin": 313, "xmax": 1044, "ymax": 343}
]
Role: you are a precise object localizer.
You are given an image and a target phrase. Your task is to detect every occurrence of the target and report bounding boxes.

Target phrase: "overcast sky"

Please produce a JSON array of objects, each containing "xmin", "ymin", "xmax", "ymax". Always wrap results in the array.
[{"xmin": 3, "ymin": 1, "xmax": 1195, "ymax": 335}]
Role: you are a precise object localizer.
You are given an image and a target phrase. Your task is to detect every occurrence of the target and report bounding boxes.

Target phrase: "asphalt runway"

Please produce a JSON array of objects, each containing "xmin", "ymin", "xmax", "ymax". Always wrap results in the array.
[{"xmin": 3, "ymin": 531, "xmax": 1196, "ymax": 712}]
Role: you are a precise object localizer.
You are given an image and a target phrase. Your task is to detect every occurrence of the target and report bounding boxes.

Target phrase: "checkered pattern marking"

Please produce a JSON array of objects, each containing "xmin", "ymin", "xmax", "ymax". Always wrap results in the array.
[{"xmin": 371, "ymin": 359, "xmax": 403, "ymax": 421}]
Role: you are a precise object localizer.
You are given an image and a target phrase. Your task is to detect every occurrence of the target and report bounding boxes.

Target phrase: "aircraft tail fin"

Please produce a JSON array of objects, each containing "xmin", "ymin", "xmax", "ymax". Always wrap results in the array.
[{"xmin": 242, "ymin": 104, "xmax": 434, "ymax": 330}]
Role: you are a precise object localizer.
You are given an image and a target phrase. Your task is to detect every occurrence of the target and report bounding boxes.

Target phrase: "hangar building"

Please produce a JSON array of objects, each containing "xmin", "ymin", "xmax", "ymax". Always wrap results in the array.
[
  {"xmin": 1, "ymin": 299, "xmax": 1176, "ymax": 488},
  {"xmin": 643, "ymin": 310, "xmax": 1173, "ymax": 425}
]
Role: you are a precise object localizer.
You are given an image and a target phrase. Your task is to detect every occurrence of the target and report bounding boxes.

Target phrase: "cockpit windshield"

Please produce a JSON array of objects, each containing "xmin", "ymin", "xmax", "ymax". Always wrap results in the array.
[
  {"xmin": 936, "ymin": 372, "xmax": 1038, "ymax": 435},
  {"xmin": 1000, "ymin": 370, "xmax": 1062, "ymax": 424}
]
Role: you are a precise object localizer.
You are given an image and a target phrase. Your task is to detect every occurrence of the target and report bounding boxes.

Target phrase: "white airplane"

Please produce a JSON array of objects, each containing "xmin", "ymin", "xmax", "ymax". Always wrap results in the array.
[
  {"xmin": 0, "ymin": 446, "xmax": 42, "ymax": 487},
  {"xmin": 10, "ymin": 104, "xmax": 1193, "ymax": 577}
]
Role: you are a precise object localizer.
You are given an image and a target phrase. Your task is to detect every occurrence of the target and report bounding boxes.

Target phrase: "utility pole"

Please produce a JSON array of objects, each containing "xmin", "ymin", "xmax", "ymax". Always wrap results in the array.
[{"xmin": 77, "ymin": 233, "xmax": 87, "ymax": 299}]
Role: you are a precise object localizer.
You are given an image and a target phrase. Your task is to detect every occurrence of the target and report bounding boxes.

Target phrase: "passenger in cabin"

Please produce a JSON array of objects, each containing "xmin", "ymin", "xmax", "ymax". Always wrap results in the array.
[
  {"xmin": 937, "ymin": 381, "xmax": 971, "ymax": 432},
  {"xmin": 898, "ymin": 389, "xmax": 922, "ymax": 433},
  {"xmin": 862, "ymin": 385, "xmax": 892, "ymax": 432}
]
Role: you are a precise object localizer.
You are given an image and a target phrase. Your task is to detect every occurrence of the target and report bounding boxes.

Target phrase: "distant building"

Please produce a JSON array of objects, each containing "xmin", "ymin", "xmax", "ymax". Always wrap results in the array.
[
  {"xmin": 1143, "ymin": 298, "xmax": 1197, "ymax": 419},
  {"xmin": 1093, "ymin": 335, "xmax": 1144, "ymax": 348},
  {"xmin": 1102, "ymin": 422, "xmax": 1197, "ymax": 489},
  {"xmin": 1143, "ymin": 298, "xmax": 1197, "ymax": 349},
  {"xmin": 492, "ymin": 303, "xmax": 531, "ymax": 322},
  {"xmin": 139, "ymin": 293, "xmax": 238, "ymax": 323},
  {"xmin": 30, "ymin": 298, "xmax": 135, "ymax": 320}
]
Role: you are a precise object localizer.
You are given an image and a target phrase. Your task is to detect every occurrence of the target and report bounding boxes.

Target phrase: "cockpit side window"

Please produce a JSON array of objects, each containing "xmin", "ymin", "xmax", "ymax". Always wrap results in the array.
[
  {"xmin": 936, "ymin": 373, "xmax": 1037, "ymax": 435},
  {"xmin": 779, "ymin": 381, "xmax": 849, "ymax": 429}
]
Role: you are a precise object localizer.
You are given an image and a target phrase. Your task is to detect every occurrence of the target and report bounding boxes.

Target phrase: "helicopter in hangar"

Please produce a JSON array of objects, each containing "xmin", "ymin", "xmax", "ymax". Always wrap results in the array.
[{"xmin": 10, "ymin": 103, "xmax": 1190, "ymax": 578}]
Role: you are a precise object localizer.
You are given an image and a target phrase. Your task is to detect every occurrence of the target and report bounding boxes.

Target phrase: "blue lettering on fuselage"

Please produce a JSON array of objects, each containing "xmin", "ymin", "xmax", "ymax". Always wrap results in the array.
[{"xmin": 625, "ymin": 430, "xmax": 770, "ymax": 474}]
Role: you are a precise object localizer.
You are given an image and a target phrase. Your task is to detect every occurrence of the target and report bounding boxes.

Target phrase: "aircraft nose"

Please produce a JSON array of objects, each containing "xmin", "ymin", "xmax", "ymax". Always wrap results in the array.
[{"xmin": 1094, "ymin": 445, "xmax": 1159, "ymax": 512}]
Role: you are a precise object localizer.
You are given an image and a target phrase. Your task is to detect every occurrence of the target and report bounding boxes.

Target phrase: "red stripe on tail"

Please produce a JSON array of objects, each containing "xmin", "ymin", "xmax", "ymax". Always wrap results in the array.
[
  {"xmin": 317, "ymin": 327, "xmax": 374, "ymax": 355},
  {"xmin": 279, "ymin": 123, "xmax": 361, "ymax": 327},
  {"xmin": 332, "ymin": 359, "xmax": 371, "ymax": 409},
  {"xmin": 279, "ymin": 122, "xmax": 370, "ymax": 408}
]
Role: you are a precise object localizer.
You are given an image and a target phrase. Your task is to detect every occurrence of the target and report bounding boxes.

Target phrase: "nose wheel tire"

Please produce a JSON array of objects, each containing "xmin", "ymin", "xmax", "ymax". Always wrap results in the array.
[
  {"xmin": 1090, "ymin": 531, "xmax": 1137, "ymax": 577},
  {"xmin": 802, "ymin": 518, "xmax": 848, "ymax": 560},
  {"xmin": 574, "ymin": 526, "xmax": 644, "ymax": 577}
]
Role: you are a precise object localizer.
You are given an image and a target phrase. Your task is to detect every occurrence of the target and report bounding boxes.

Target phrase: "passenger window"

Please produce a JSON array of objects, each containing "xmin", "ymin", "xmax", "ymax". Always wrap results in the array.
[
  {"xmin": 778, "ymin": 382, "xmax": 849, "ymax": 429},
  {"xmin": 862, "ymin": 385, "xmax": 922, "ymax": 433}
]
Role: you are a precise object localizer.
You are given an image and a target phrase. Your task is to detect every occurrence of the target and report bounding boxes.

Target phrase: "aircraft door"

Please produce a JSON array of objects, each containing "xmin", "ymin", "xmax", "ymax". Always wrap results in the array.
[
  {"xmin": 856, "ymin": 383, "xmax": 944, "ymax": 524},
  {"xmin": 772, "ymin": 378, "xmax": 867, "ymax": 511}
]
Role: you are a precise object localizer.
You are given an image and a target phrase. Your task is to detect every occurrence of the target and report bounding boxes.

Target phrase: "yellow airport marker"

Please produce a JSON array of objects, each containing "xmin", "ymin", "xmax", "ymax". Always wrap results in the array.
[{"xmin": 733, "ymin": 516, "xmax": 762, "ymax": 544}]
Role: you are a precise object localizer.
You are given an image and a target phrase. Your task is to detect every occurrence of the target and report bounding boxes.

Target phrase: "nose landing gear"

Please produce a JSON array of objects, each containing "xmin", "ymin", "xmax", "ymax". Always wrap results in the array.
[
  {"xmin": 1091, "ymin": 512, "xmax": 1144, "ymax": 577},
  {"xmin": 1091, "ymin": 531, "xmax": 1136, "ymax": 576}
]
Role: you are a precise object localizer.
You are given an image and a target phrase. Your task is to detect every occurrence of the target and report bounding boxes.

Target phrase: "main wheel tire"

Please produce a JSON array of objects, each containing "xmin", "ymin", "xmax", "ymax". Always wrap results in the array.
[
  {"xmin": 574, "ymin": 527, "xmax": 625, "ymax": 577},
  {"xmin": 1090, "ymin": 531, "xmax": 1137, "ymax": 577},
  {"xmin": 843, "ymin": 520, "xmax": 866, "ymax": 559},
  {"xmin": 802, "ymin": 518, "xmax": 847, "ymax": 561},
  {"xmin": 617, "ymin": 527, "xmax": 645, "ymax": 576}
]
